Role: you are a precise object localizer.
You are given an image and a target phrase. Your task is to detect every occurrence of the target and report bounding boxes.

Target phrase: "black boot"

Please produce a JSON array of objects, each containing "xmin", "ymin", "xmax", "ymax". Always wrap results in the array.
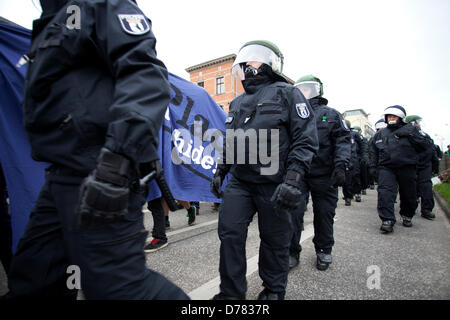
[
  {"xmin": 355, "ymin": 194, "xmax": 361, "ymax": 202},
  {"xmin": 289, "ymin": 252, "xmax": 299, "ymax": 270},
  {"xmin": 402, "ymin": 216, "xmax": 413, "ymax": 227},
  {"xmin": 211, "ymin": 292, "xmax": 244, "ymax": 300},
  {"xmin": 345, "ymin": 198, "xmax": 351, "ymax": 206},
  {"xmin": 380, "ymin": 220, "xmax": 394, "ymax": 233},
  {"xmin": 257, "ymin": 289, "xmax": 284, "ymax": 300},
  {"xmin": 421, "ymin": 210, "xmax": 435, "ymax": 220},
  {"xmin": 316, "ymin": 252, "xmax": 332, "ymax": 271}
]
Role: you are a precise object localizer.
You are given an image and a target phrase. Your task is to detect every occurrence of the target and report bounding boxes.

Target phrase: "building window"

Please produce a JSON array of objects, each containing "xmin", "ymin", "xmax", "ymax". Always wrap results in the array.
[
  {"xmin": 197, "ymin": 81, "xmax": 204, "ymax": 88},
  {"xmin": 216, "ymin": 77, "xmax": 225, "ymax": 95},
  {"xmin": 344, "ymin": 110, "xmax": 362, "ymax": 117}
]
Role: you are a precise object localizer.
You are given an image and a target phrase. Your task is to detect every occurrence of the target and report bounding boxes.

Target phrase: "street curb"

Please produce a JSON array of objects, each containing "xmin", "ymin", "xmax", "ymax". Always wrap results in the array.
[{"xmin": 433, "ymin": 189, "xmax": 450, "ymax": 222}]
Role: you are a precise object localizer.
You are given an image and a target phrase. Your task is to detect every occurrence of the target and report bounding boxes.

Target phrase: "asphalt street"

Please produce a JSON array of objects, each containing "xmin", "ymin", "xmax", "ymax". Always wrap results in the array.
[{"xmin": 1, "ymin": 186, "xmax": 449, "ymax": 300}]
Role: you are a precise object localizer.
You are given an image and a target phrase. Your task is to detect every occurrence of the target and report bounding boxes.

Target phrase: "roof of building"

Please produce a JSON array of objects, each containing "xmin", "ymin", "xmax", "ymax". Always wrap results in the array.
[
  {"xmin": 185, "ymin": 54, "xmax": 237, "ymax": 73},
  {"xmin": 343, "ymin": 108, "xmax": 370, "ymax": 117}
]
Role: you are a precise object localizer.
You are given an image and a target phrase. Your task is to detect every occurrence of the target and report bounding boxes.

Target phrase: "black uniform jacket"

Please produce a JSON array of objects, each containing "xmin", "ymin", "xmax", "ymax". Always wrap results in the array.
[
  {"xmin": 369, "ymin": 123, "xmax": 429, "ymax": 169},
  {"xmin": 24, "ymin": 0, "xmax": 169, "ymax": 175},
  {"xmin": 349, "ymin": 130, "xmax": 368, "ymax": 169},
  {"xmin": 416, "ymin": 130, "xmax": 439, "ymax": 170},
  {"xmin": 219, "ymin": 81, "xmax": 319, "ymax": 184},
  {"xmin": 306, "ymin": 97, "xmax": 350, "ymax": 178}
]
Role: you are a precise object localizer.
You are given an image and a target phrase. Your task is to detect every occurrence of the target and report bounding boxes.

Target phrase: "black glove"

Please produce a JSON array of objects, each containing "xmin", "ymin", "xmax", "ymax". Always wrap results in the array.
[
  {"xmin": 77, "ymin": 148, "xmax": 133, "ymax": 227},
  {"xmin": 210, "ymin": 168, "xmax": 227, "ymax": 198},
  {"xmin": 331, "ymin": 166, "xmax": 346, "ymax": 187},
  {"xmin": 271, "ymin": 170, "xmax": 302, "ymax": 212}
]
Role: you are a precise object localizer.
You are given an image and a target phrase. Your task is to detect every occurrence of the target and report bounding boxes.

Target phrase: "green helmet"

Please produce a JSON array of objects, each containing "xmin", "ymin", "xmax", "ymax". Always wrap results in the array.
[
  {"xmin": 294, "ymin": 75, "xmax": 323, "ymax": 99},
  {"xmin": 231, "ymin": 40, "xmax": 284, "ymax": 81},
  {"xmin": 353, "ymin": 126, "xmax": 361, "ymax": 132},
  {"xmin": 345, "ymin": 120, "xmax": 352, "ymax": 129},
  {"xmin": 405, "ymin": 115, "xmax": 422, "ymax": 125}
]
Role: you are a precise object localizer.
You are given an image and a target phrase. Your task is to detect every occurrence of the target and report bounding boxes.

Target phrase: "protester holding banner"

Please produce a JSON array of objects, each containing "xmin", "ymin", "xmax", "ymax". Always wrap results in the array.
[
  {"xmin": 211, "ymin": 40, "xmax": 318, "ymax": 300},
  {"xmin": 145, "ymin": 198, "xmax": 169, "ymax": 253},
  {"xmin": 5, "ymin": 0, "xmax": 188, "ymax": 300}
]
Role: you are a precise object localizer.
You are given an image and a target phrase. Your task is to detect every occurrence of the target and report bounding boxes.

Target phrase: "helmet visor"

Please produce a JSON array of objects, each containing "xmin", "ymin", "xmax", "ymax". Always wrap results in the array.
[
  {"xmin": 375, "ymin": 121, "xmax": 387, "ymax": 130},
  {"xmin": 295, "ymin": 81, "xmax": 321, "ymax": 99},
  {"xmin": 231, "ymin": 44, "xmax": 283, "ymax": 80}
]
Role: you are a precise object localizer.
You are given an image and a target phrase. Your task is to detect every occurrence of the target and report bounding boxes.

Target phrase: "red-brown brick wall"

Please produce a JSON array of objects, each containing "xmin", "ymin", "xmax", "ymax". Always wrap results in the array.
[{"xmin": 188, "ymin": 60, "xmax": 244, "ymax": 114}]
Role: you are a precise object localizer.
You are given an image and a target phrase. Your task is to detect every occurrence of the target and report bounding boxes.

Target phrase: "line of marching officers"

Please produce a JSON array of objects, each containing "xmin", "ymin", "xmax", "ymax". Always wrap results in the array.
[{"xmin": 211, "ymin": 41, "xmax": 440, "ymax": 300}]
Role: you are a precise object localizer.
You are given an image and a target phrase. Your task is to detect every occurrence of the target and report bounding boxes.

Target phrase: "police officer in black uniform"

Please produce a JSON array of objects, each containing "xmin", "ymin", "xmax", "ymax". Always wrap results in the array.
[
  {"xmin": 369, "ymin": 106, "xmax": 428, "ymax": 233},
  {"xmin": 211, "ymin": 41, "xmax": 318, "ymax": 300},
  {"xmin": 343, "ymin": 122, "xmax": 366, "ymax": 205},
  {"xmin": 6, "ymin": 0, "xmax": 188, "ymax": 299},
  {"xmin": 367, "ymin": 119, "xmax": 387, "ymax": 187},
  {"xmin": 354, "ymin": 127, "xmax": 370, "ymax": 196},
  {"xmin": 405, "ymin": 115, "xmax": 438, "ymax": 220},
  {"xmin": 289, "ymin": 75, "xmax": 350, "ymax": 271}
]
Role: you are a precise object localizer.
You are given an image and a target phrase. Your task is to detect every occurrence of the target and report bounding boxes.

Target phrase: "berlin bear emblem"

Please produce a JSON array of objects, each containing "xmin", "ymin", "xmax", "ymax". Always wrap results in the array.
[
  {"xmin": 118, "ymin": 14, "xmax": 150, "ymax": 35},
  {"xmin": 296, "ymin": 103, "xmax": 310, "ymax": 119}
]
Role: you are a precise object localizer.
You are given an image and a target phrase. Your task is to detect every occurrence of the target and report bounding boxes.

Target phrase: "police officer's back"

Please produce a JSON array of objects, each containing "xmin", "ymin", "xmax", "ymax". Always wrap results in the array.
[
  {"xmin": 289, "ymin": 75, "xmax": 350, "ymax": 271},
  {"xmin": 343, "ymin": 123, "xmax": 365, "ymax": 205},
  {"xmin": 404, "ymin": 115, "xmax": 438, "ymax": 220},
  {"xmin": 7, "ymin": 0, "xmax": 188, "ymax": 299}
]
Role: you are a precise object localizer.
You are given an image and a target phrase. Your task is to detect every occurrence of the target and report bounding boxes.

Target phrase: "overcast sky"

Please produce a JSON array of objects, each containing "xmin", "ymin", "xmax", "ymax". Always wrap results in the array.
[{"xmin": 1, "ymin": 0, "xmax": 449, "ymax": 149}]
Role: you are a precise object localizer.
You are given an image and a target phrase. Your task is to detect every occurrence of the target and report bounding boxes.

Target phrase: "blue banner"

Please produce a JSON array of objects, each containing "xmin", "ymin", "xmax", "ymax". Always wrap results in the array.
[
  {"xmin": 0, "ymin": 21, "xmax": 226, "ymax": 252},
  {"xmin": 148, "ymin": 73, "xmax": 227, "ymax": 203}
]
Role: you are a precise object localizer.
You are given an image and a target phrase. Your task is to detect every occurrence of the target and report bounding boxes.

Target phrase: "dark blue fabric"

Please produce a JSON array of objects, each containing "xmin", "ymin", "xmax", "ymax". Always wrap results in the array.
[
  {"xmin": 0, "ymin": 22, "xmax": 48, "ymax": 253},
  {"xmin": 0, "ymin": 22, "xmax": 226, "ymax": 252}
]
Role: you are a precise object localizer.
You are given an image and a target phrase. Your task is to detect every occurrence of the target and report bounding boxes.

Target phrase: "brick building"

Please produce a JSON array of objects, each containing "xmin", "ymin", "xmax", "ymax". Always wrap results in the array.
[
  {"xmin": 185, "ymin": 54, "xmax": 242, "ymax": 114},
  {"xmin": 342, "ymin": 108, "xmax": 375, "ymax": 138},
  {"xmin": 185, "ymin": 54, "xmax": 294, "ymax": 113}
]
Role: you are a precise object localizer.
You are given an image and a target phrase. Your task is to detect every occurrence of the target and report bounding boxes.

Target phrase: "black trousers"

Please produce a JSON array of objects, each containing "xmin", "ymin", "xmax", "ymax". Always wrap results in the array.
[
  {"xmin": 360, "ymin": 161, "xmax": 369, "ymax": 190},
  {"xmin": 417, "ymin": 165, "xmax": 434, "ymax": 213},
  {"xmin": 147, "ymin": 198, "xmax": 167, "ymax": 241},
  {"xmin": 290, "ymin": 175, "xmax": 338, "ymax": 256},
  {"xmin": 343, "ymin": 161, "xmax": 361, "ymax": 199},
  {"xmin": 7, "ymin": 168, "xmax": 188, "ymax": 299},
  {"xmin": 377, "ymin": 165, "xmax": 418, "ymax": 222},
  {"xmin": 218, "ymin": 176, "xmax": 293, "ymax": 298}
]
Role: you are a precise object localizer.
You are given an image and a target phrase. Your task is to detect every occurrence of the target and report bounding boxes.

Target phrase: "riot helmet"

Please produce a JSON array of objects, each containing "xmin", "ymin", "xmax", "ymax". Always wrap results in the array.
[
  {"xmin": 405, "ymin": 115, "xmax": 422, "ymax": 128},
  {"xmin": 345, "ymin": 120, "xmax": 352, "ymax": 129},
  {"xmin": 294, "ymin": 75, "xmax": 323, "ymax": 99},
  {"xmin": 374, "ymin": 118, "xmax": 387, "ymax": 131},
  {"xmin": 384, "ymin": 105, "xmax": 406, "ymax": 127},
  {"xmin": 231, "ymin": 40, "xmax": 284, "ymax": 82}
]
